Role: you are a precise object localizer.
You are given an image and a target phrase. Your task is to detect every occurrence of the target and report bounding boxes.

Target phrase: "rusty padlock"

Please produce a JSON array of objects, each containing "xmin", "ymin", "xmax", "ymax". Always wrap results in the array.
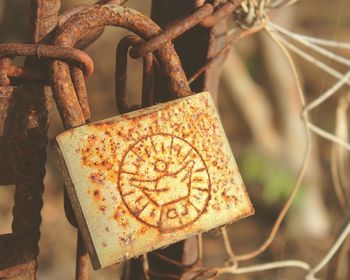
[{"xmin": 51, "ymin": 5, "xmax": 253, "ymax": 270}]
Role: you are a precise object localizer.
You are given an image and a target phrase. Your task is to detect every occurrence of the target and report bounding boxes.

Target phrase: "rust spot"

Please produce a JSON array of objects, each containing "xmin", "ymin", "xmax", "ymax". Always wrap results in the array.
[
  {"xmin": 94, "ymin": 120, "xmax": 114, "ymax": 127},
  {"xmin": 113, "ymin": 205, "xmax": 126, "ymax": 222},
  {"xmin": 93, "ymin": 189, "xmax": 101, "ymax": 202},
  {"xmin": 89, "ymin": 172, "xmax": 104, "ymax": 184},
  {"xmin": 212, "ymin": 203, "xmax": 220, "ymax": 211},
  {"xmin": 140, "ymin": 227, "xmax": 147, "ymax": 234}
]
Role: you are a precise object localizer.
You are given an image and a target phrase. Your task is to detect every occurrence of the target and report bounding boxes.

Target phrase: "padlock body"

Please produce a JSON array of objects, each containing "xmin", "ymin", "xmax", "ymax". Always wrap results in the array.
[{"xmin": 55, "ymin": 92, "xmax": 253, "ymax": 269}]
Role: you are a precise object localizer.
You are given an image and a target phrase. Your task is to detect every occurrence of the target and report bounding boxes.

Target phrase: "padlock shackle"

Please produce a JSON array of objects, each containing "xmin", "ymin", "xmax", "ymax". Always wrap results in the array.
[
  {"xmin": 115, "ymin": 35, "xmax": 154, "ymax": 114},
  {"xmin": 50, "ymin": 5, "xmax": 192, "ymax": 129}
]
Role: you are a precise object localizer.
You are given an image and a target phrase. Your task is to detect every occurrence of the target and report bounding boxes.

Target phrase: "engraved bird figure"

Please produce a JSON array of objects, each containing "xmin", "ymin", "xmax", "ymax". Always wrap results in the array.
[{"xmin": 131, "ymin": 160, "xmax": 195, "ymax": 206}]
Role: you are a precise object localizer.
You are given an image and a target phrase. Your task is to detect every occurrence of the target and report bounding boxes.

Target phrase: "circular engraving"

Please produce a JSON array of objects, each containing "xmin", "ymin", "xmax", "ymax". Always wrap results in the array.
[{"xmin": 118, "ymin": 133, "xmax": 211, "ymax": 231}]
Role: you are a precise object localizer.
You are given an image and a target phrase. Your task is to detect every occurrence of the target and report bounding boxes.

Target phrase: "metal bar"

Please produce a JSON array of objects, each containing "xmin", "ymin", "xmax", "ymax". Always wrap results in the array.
[
  {"xmin": 200, "ymin": 0, "xmax": 244, "ymax": 28},
  {"xmin": 115, "ymin": 35, "xmax": 154, "ymax": 113},
  {"xmin": 0, "ymin": 1, "xmax": 59, "ymax": 278},
  {"xmin": 71, "ymin": 67, "xmax": 91, "ymax": 121},
  {"xmin": 50, "ymin": 5, "xmax": 191, "ymax": 129},
  {"xmin": 0, "ymin": 43, "xmax": 94, "ymax": 79},
  {"xmin": 129, "ymin": 3, "xmax": 214, "ymax": 58},
  {"xmin": 120, "ymin": 1, "xmax": 230, "ymax": 279},
  {"xmin": 76, "ymin": 232, "xmax": 89, "ymax": 280}
]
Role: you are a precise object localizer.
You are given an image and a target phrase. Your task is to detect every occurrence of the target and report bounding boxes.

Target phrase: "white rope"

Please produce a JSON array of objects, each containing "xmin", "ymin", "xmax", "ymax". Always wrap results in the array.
[
  {"xmin": 269, "ymin": 33, "xmax": 350, "ymax": 87},
  {"xmin": 269, "ymin": 22, "xmax": 350, "ymax": 68},
  {"xmin": 265, "ymin": 24, "xmax": 350, "ymax": 153},
  {"xmin": 215, "ymin": 27, "xmax": 350, "ymax": 280},
  {"xmin": 303, "ymin": 69, "xmax": 350, "ymax": 112},
  {"xmin": 306, "ymin": 220, "xmax": 350, "ymax": 280},
  {"xmin": 182, "ymin": 2, "xmax": 350, "ymax": 279},
  {"xmin": 267, "ymin": 22, "xmax": 350, "ymax": 49},
  {"xmin": 296, "ymin": 35, "xmax": 350, "ymax": 50},
  {"xmin": 227, "ymin": 260, "xmax": 311, "ymax": 274},
  {"xmin": 307, "ymin": 122, "xmax": 350, "ymax": 152},
  {"xmin": 267, "ymin": 0, "xmax": 301, "ymax": 9}
]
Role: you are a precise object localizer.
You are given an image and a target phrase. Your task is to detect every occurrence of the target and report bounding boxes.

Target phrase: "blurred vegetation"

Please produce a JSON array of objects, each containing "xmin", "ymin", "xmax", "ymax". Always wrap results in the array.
[{"xmin": 241, "ymin": 150, "xmax": 304, "ymax": 205}]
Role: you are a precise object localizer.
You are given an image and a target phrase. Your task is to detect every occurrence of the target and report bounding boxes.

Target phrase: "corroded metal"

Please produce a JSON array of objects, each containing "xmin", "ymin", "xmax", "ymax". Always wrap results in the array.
[
  {"xmin": 0, "ymin": 1, "xmax": 59, "ymax": 278},
  {"xmin": 129, "ymin": 3, "xmax": 214, "ymax": 59},
  {"xmin": 0, "ymin": 86, "xmax": 12, "ymax": 136},
  {"xmin": 116, "ymin": 35, "xmax": 154, "ymax": 114},
  {"xmin": 50, "ymin": 4, "xmax": 191, "ymax": 129},
  {"xmin": 200, "ymin": 0, "xmax": 244, "ymax": 28},
  {"xmin": 0, "ymin": 0, "xmax": 247, "ymax": 279},
  {"xmin": 71, "ymin": 66, "xmax": 91, "ymax": 121},
  {"xmin": 0, "ymin": 43, "xmax": 94, "ymax": 79},
  {"xmin": 0, "ymin": 43, "xmax": 94, "ymax": 122},
  {"xmin": 58, "ymin": 0, "xmax": 127, "ymax": 50},
  {"xmin": 137, "ymin": 1, "xmax": 232, "ymax": 278},
  {"xmin": 6, "ymin": 65, "xmax": 47, "ymax": 82},
  {"xmin": 0, "ymin": 86, "xmax": 15, "ymax": 185},
  {"xmin": 0, "ymin": 85, "xmax": 48, "ymax": 277},
  {"xmin": 55, "ymin": 92, "xmax": 253, "ymax": 269}
]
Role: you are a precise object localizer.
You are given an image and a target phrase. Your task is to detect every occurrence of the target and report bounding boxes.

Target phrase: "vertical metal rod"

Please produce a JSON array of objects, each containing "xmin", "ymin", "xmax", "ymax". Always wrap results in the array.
[
  {"xmin": 11, "ymin": 0, "xmax": 59, "ymax": 277},
  {"xmin": 76, "ymin": 232, "xmax": 89, "ymax": 280}
]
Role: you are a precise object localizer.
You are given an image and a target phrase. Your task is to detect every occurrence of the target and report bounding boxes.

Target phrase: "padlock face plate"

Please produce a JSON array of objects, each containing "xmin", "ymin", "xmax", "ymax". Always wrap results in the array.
[{"xmin": 55, "ymin": 92, "xmax": 253, "ymax": 269}]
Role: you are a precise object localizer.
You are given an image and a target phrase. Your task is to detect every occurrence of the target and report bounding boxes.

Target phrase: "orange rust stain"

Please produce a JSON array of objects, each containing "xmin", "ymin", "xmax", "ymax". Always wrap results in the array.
[
  {"xmin": 121, "ymin": 219, "xmax": 129, "ymax": 227},
  {"xmin": 212, "ymin": 203, "xmax": 221, "ymax": 211},
  {"xmin": 99, "ymin": 205, "xmax": 107, "ymax": 212},
  {"xmin": 89, "ymin": 172, "xmax": 105, "ymax": 184},
  {"xmin": 112, "ymin": 205, "xmax": 126, "ymax": 221},
  {"xmin": 93, "ymin": 189, "xmax": 101, "ymax": 202},
  {"xmin": 93, "ymin": 120, "xmax": 114, "ymax": 128}
]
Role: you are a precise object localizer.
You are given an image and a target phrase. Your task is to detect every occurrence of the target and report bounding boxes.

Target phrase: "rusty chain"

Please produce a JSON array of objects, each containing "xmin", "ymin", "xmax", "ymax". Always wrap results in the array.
[
  {"xmin": 0, "ymin": 1, "xmax": 251, "ymax": 279},
  {"xmin": 115, "ymin": 35, "xmax": 155, "ymax": 114}
]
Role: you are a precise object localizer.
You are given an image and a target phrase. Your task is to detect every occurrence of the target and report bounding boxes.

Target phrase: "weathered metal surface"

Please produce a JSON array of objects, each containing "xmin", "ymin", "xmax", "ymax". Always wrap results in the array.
[
  {"xmin": 71, "ymin": 66, "xmax": 91, "ymax": 121},
  {"xmin": 50, "ymin": 4, "xmax": 191, "ymax": 129},
  {"xmin": 0, "ymin": 86, "xmax": 15, "ymax": 185},
  {"xmin": 0, "ymin": 0, "xmax": 247, "ymax": 278},
  {"xmin": 6, "ymin": 64, "xmax": 47, "ymax": 83},
  {"xmin": 76, "ymin": 233, "xmax": 89, "ymax": 280},
  {"xmin": 0, "ymin": 86, "xmax": 13, "ymax": 136},
  {"xmin": 0, "ymin": 256, "xmax": 36, "ymax": 280},
  {"xmin": 203, "ymin": 1, "xmax": 231, "ymax": 104},
  {"xmin": 0, "ymin": 1, "xmax": 58, "ymax": 278},
  {"xmin": 58, "ymin": 0, "xmax": 127, "ymax": 50},
  {"xmin": 28, "ymin": 0, "xmax": 61, "ymax": 44},
  {"xmin": 55, "ymin": 91, "xmax": 253, "ymax": 269},
  {"xmin": 0, "ymin": 43, "xmax": 94, "ymax": 79},
  {"xmin": 129, "ymin": 3, "xmax": 214, "ymax": 59},
  {"xmin": 122, "ymin": 1, "xmax": 233, "ymax": 278},
  {"xmin": 0, "ymin": 43, "xmax": 94, "ymax": 124},
  {"xmin": 0, "ymin": 58, "xmax": 11, "ymax": 86},
  {"xmin": 116, "ymin": 35, "xmax": 154, "ymax": 114},
  {"xmin": 0, "ymin": 85, "xmax": 48, "ymax": 276},
  {"xmin": 200, "ymin": 0, "xmax": 244, "ymax": 28}
]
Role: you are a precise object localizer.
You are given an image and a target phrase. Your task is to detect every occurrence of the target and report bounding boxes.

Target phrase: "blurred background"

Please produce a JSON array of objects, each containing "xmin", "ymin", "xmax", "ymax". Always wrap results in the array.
[{"xmin": 0, "ymin": 0, "xmax": 350, "ymax": 279}]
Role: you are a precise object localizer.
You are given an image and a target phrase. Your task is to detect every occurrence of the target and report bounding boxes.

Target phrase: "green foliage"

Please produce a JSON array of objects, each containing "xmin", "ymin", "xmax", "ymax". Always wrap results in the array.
[{"xmin": 240, "ymin": 150, "xmax": 304, "ymax": 205}]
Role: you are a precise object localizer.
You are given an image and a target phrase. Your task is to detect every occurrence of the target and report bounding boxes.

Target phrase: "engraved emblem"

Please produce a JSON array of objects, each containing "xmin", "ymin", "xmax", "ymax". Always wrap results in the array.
[{"xmin": 118, "ymin": 133, "xmax": 211, "ymax": 231}]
